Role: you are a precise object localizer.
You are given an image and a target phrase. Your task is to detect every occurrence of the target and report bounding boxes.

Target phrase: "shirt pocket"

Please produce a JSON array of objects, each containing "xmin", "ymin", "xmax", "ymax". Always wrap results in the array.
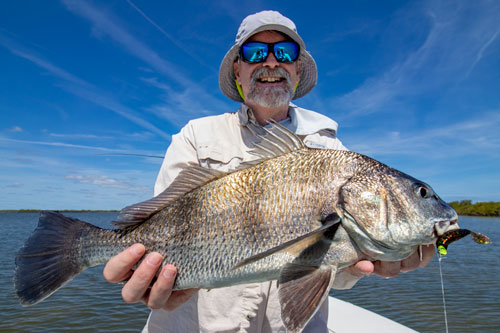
[{"xmin": 196, "ymin": 142, "xmax": 244, "ymax": 172}]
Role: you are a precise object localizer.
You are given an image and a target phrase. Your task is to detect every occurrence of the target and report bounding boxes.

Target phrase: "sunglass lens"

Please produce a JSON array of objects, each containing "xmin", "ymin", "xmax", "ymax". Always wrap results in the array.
[
  {"xmin": 274, "ymin": 42, "xmax": 299, "ymax": 63},
  {"xmin": 241, "ymin": 43, "xmax": 268, "ymax": 63}
]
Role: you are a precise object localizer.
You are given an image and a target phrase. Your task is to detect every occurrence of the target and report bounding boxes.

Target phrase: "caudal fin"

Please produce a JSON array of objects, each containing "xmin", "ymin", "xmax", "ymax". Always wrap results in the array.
[{"xmin": 14, "ymin": 211, "xmax": 99, "ymax": 306}]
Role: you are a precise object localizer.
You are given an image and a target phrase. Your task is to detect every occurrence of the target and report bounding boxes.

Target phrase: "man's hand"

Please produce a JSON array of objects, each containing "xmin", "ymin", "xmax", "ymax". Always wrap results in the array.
[
  {"xmin": 332, "ymin": 244, "xmax": 435, "ymax": 289},
  {"xmin": 372, "ymin": 244, "xmax": 435, "ymax": 277},
  {"xmin": 103, "ymin": 244, "xmax": 198, "ymax": 310}
]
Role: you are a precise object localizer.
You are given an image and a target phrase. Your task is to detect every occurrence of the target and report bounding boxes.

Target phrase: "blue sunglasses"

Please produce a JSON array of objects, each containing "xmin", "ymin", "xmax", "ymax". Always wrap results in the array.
[{"xmin": 239, "ymin": 41, "xmax": 300, "ymax": 64}]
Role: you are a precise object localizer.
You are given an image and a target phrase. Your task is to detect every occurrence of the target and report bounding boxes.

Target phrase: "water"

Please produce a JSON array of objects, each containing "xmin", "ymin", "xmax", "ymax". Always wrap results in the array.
[
  {"xmin": 0, "ymin": 212, "xmax": 150, "ymax": 332},
  {"xmin": 437, "ymin": 256, "xmax": 449, "ymax": 333},
  {"xmin": 1, "ymin": 213, "xmax": 499, "ymax": 332}
]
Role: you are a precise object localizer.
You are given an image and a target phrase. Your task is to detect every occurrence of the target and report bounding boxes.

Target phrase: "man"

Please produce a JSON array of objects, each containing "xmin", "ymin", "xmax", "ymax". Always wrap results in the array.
[{"xmin": 104, "ymin": 10, "xmax": 434, "ymax": 332}]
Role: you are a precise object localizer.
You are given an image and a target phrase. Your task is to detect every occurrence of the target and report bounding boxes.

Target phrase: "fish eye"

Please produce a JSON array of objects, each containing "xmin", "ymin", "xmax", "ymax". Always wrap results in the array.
[{"xmin": 413, "ymin": 183, "xmax": 433, "ymax": 199}]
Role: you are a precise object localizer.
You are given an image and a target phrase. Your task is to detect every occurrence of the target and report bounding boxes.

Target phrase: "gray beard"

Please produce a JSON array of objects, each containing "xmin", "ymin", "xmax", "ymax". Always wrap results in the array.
[{"xmin": 247, "ymin": 67, "xmax": 293, "ymax": 108}]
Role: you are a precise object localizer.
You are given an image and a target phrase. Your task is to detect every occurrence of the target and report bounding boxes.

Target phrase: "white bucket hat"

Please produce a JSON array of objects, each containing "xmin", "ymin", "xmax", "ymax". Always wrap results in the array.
[{"xmin": 219, "ymin": 10, "xmax": 318, "ymax": 102}]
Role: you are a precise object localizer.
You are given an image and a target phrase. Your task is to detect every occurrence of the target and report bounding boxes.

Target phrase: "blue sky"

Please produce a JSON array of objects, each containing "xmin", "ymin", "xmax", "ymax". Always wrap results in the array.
[{"xmin": 0, "ymin": 0, "xmax": 499, "ymax": 210}]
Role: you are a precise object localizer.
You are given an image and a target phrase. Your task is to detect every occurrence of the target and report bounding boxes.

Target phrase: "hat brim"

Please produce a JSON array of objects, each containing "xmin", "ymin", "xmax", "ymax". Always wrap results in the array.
[{"xmin": 218, "ymin": 26, "xmax": 318, "ymax": 102}]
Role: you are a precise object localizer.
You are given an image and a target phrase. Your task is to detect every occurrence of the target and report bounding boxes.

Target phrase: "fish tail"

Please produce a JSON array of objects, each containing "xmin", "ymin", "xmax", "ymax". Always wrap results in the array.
[{"xmin": 14, "ymin": 211, "xmax": 104, "ymax": 306}]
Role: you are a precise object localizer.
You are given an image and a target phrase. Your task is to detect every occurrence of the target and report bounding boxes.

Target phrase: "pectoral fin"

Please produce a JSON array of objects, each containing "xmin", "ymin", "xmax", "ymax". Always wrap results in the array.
[
  {"xmin": 232, "ymin": 213, "xmax": 341, "ymax": 270},
  {"xmin": 279, "ymin": 264, "xmax": 337, "ymax": 332}
]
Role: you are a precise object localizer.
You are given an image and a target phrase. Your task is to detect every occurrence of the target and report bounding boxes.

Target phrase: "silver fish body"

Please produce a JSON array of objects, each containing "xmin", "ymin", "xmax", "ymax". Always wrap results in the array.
[
  {"xmin": 15, "ymin": 123, "xmax": 458, "ymax": 332},
  {"xmin": 84, "ymin": 149, "xmax": 367, "ymax": 288}
]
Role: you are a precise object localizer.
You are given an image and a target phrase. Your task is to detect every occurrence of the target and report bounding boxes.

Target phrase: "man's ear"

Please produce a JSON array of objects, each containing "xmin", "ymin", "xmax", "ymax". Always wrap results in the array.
[
  {"xmin": 233, "ymin": 61, "xmax": 241, "ymax": 84},
  {"xmin": 296, "ymin": 58, "xmax": 302, "ymax": 77}
]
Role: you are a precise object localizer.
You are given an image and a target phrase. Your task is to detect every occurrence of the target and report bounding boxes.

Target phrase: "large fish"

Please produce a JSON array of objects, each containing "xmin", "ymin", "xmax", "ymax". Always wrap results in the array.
[{"xmin": 14, "ymin": 123, "xmax": 458, "ymax": 332}]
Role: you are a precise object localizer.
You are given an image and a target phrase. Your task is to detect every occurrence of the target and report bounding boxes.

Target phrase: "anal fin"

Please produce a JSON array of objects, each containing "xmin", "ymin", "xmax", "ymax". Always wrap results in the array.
[{"xmin": 279, "ymin": 264, "xmax": 337, "ymax": 332}]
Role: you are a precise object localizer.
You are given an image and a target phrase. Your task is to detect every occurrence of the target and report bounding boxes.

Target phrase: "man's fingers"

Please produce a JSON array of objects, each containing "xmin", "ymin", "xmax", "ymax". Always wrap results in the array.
[
  {"xmin": 121, "ymin": 252, "xmax": 162, "ymax": 304},
  {"xmin": 145, "ymin": 265, "xmax": 177, "ymax": 309},
  {"xmin": 103, "ymin": 244, "xmax": 145, "ymax": 283},
  {"xmin": 341, "ymin": 260, "xmax": 374, "ymax": 278},
  {"xmin": 163, "ymin": 288, "xmax": 200, "ymax": 311},
  {"xmin": 400, "ymin": 245, "xmax": 435, "ymax": 272},
  {"xmin": 373, "ymin": 261, "xmax": 401, "ymax": 278},
  {"xmin": 332, "ymin": 261, "xmax": 374, "ymax": 290},
  {"xmin": 104, "ymin": 247, "xmax": 195, "ymax": 309},
  {"xmin": 419, "ymin": 244, "xmax": 435, "ymax": 268},
  {"xmin": 352, "ymin": 260, "xmax": 375, "ymax": 276},
  {"xmin": 372, "ymin": 245, "xmax": 436, "ymax": 277},
  {"xmin": 400, "ymin": 250, "xmax": 421, "ymax": 273}
]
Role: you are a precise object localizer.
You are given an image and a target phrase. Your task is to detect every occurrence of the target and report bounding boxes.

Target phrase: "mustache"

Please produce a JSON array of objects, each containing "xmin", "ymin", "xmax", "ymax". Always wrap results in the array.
[{"xmin": 251, "ymin": 67, "xmax": 291, "ymax": 83}]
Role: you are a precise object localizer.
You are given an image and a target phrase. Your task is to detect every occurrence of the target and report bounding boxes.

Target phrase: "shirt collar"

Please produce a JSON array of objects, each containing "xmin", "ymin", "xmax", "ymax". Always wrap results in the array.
[
  {"xmin": 237, "ymin": 104, "xmax": 258, "ymax": 126},
  {"xmin": 237, "ymin": 103, "xmax": 338, "ymax": 136}
]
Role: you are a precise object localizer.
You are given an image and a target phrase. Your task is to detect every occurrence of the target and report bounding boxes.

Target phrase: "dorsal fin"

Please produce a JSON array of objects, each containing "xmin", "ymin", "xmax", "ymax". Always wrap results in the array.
[
  {"xmin": 113, "ymin": 165, "xmax": 226, "ymax": 229},
  {"xmin": 245, "ymin": 120, "xmax": 305, "ymax": 161},
  {"xmin": 113, "ymin": 121, "xmax": 305, "ymax": 229},
  {"xmin": 231, "ymin": 120, "xmax": 307, "ymax": 172}
]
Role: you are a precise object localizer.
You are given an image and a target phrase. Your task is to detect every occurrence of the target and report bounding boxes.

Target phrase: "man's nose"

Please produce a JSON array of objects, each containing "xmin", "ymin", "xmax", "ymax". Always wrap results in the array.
[{"xmin": 263, "ymin": 52, "xmax": 279, "ymax": 68}]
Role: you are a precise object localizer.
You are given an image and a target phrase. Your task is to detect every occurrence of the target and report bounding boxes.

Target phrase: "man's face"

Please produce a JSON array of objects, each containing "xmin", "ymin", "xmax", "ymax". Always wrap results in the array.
[{"xmin": 233, "ymin": 31, "xmax": 301, "ymax": 108}]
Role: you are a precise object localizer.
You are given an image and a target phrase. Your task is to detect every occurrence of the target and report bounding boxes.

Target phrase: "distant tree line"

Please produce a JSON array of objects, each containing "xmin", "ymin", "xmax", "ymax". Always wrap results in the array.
[
  {"xmin": 449, "ymin": 200, "xmax": 500, "ymax": 217},
  {"xmin": 2, "ymin": 203, "xmax": 500, "ymax": 217}
]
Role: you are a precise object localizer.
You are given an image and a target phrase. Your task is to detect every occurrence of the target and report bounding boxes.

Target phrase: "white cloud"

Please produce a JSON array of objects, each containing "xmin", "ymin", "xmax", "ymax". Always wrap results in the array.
[
  {"xmin": 49, "ymin": 133, "xmax": 112, "ymax": 139},
  {"xmin": 0, "ymin": 33, "xmax": 91, "ymax": 88},
  {"xmin": 6, "ymin": 182, "xmax": 24, "ymax": 188},
  {"xmin": 66, "ymin": 174, "xmax": 151, "ymax": 193},
  {"xmin": 0, "ymin": 137, "xmax": 123, "ymax": 152},
  {"xmin": 0, "ymin": 136, "xmax": 164, "ymax": 160},
  {"xmin": 466, "ymin": 30, "xmax": 499, "ymax": 79},
  {"xmin": 332, "ymin": 0, "xmax": 500, "ymax": 118},
  {"xmin": 61, "ymin": 83, "xmax": 172, "ymax": 139},
  {"xmin": 9, "ymin": 126, "xmax": 23, "ymax": 132},
  {"xmin": 140, "ymin": 76, "xmax": 220, "ymax": 127},
  {"xmin": 347, "ymin": 110, "xmax": 500, "ymax": 158}
]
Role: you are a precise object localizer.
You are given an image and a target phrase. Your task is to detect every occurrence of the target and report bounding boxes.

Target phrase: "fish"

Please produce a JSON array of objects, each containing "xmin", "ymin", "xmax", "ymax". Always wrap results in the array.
[{"xmin": 14, "ymin": 122, "xmax": 459, "ymax": 332}]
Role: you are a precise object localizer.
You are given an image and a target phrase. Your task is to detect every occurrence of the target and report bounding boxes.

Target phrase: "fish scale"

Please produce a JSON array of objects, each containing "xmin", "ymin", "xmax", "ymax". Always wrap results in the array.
[{"xmin": 82, "ymin": 150, "xmax": 334, "ymax": 288}]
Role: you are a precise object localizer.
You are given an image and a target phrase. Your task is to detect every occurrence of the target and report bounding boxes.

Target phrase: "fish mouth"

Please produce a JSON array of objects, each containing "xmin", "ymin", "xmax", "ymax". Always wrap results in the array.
[{"xmin": 433, "ymin": 218, "xmax": 459, "ymax": 238}]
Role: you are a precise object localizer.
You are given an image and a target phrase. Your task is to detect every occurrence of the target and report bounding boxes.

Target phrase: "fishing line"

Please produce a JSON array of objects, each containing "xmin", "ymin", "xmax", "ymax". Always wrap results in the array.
[
  {"xmin": 435, "ymin": 229, "xmax": 490, "ymax": 333},
  {"xmin": 437, "ymin": 255, "xmax": 449, "ymax": 333},
  {"xmin": 96, "ymin": 153, "xmax": 164, "ymax": 159}
]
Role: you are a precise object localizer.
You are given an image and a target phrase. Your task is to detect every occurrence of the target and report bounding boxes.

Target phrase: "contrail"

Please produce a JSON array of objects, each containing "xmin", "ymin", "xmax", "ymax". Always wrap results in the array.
[{"xmin": 125, "ymin": 0, "xmax": 217, "ymax": 72}]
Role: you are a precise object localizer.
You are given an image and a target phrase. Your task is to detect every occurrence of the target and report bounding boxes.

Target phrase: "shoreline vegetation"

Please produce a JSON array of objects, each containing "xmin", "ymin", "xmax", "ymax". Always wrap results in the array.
[
  {"xmin": 449, "ymin": 200, "xmax": 500, "ymax": 217},
  {"xmin": 1, "ymin": 200, "xmax": 499, "ymax": 217}
]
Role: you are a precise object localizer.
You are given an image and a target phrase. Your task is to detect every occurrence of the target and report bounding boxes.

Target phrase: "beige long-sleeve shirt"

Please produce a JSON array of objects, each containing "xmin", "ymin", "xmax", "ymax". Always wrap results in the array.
[{"xmin": 143, "ymin": 104, "xmax": 347, "ymax": 333}]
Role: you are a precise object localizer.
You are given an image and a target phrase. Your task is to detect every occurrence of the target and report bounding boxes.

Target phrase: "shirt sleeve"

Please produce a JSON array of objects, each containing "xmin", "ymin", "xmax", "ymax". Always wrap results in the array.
[{"xmin": 154, "ymin": 123, "xmax": 198, "ymax": 196}]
